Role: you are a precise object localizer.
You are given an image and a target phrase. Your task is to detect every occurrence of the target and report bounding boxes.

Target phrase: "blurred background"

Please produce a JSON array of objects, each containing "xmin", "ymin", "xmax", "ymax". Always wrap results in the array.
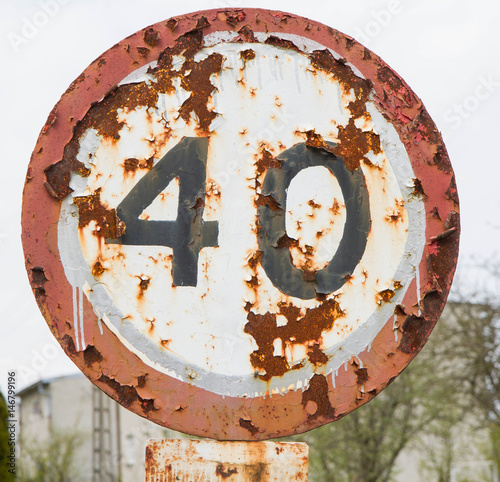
[{"xmin": 1, "ymin": 0, "xmax": 499, "ymax": 480}]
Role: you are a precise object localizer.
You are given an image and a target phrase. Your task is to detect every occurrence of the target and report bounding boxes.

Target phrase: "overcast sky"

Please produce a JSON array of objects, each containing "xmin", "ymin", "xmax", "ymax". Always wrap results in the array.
[{"xmin": 1, "ymin": 0, "xmax": 499, "ymax": 395}]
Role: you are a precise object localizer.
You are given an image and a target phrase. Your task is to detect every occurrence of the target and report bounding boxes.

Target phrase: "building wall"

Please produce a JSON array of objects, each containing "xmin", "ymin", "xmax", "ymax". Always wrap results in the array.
[{"xmin": 18, "ymin": 374, "xmax": 181, "ymax": 481}]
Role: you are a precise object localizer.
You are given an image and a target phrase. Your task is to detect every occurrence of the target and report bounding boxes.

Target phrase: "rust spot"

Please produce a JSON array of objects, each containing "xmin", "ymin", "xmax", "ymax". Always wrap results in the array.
[
  {"xmin": 309, "ymin": 49, "xmax": 370, "ymax": 107},
  {"xmin": 271, "ymin": 12, "xmax": 292, "ymax": 24},
  {"xmin": 166, "ymin": 18, "xmax": 178, "ymax": 32},
  {"xmin": 34, "ymin": 287, "xmax": 46, "ymax": 303},
  {"xmin": 394, "ymin": 304, "xmax": 406, "ymax": 317},
  {"xmin": 139, "ymin": 277, "xmax": 151, "ymax": 291},
  {"xmin": 245, "ymin": 276, "xmax": 259, "ymax": 288},
  {"xmin": 31, "ymin": 267, "xmax": 48, "ymax": 286},
  {"xmin": 137, "ymin": 374, "xmax": 147, "ymax": 388},
  {"xmin": 237, "ymin": 25, "xmax": 257, "ymax": 43},
  {"xmin": 99, "ymin": 374, "xmax": 155, "ymax": 412},
  {"xmin": 255, "ymin": 149, "xmax": 282, "ymax": 177},
  {"xmin": 301, "ymin": 374, "xmax": 335, "ymax": 420},
  {"xmin": 276, "ymin": 234, "xmax": 299, "ymax": 250},
  {"xmin": 143, "ymin": 27, "xmax": 160, "ymax": 47},
  {"xmin": 305, "ymin": 129, "xmax": 335, "ymax": 152},
  {"xmin": 193, "ymin": 16, "xmax": 211, "ymax": 31},
  {"xmin": 330, "ymin": 199, "xmax": 341, "ymax": 215},
  {"xmin": 177, "ymin": 53, "xmax": 224, "ymax": 132},
  {"xmin": 255, "ymin": 193, "xmax": 281, "ymax": 211},
  {"xmin": 67, "ymin": 72, "xmax": 86, "ymax": 93},
  {"xmin": 61, "ymin": 334, "xmax": 77, "ymax": 357},
  {"xmin": 240, "ymin": 49, "xmax": 256, "ymax": 63},
  {"xmin": 431, "ymin": 144, "xmax": 452, "ymax": 174},
  {"xmin": 378, "ymin": 289, "xmax": 395, "ymax": 303},
  {"xmin": 307, "ymin": 344, "xmax": 328, "ymax": 365},
  {"xmin": 216, "ymin": 464, "xmax": 238, "ymax": 479},
  {"xmin": 415, "ymin": 109, "xmax": 442, "ymax": 147},
  {"xmin": 412, "ymin": 178, "xmax": 427, "ymax": 198},
  {"xmin": 145, "ymin": 446, "xmax": 154, "ymax": 466},
  {"xmin": 220, "ymin": 10, "xmax": 246, "ymax": 27},
  {"xmin": 123, "ymin": 157, "xmax": 140, "ymax": 173},
  {"xmin": 137, "ymin": 46, "xmax": 150, "ymax": 58},
  {"xmin": 239, "ymin": 418, "xmax": 259, "ymax": 435},
  {"xmin": 446, "ymin": 176, "xmax": 459, "ymax": 204},
  {"xmin": 83, "ymin": 345, "xmax": 103, "ymax": 366},
  {"xmin": 307, "ymin": 200, "xmax": 321, "ymax": 209},
  {"xmin": 160, "ymin": 339, "xmax": 171, "ymax": 347},
  {"xmin": 428, "ymin": 211, "xmax": 460, "ymax": 292},
  {"xmin": 305, "ymin": 127, "xmax": 380, "ymax": 172},
  {"xmin": 335, "ymin": 119, "xmax": 381, "ymax": 171},
  {"xmin": 430, "ymin": 206, "xmax": 441, "ymax": 220},
  {"xmin": 354, "ymin": 367, "xmax": 368, "ymax": 385},
  {"xmin": 73, "ymin": 191, "xmax": 125, "ymax": 238},
  {"xmin": 191, "ymin": 197, "xmax": 204, "ymax": 210},
  {"xmin": 92, "ymin": 260, "xmax": 105, "ymax": 277},
  {"xmin": 247, "ymin": 251, "xmax": 262, "ymax": 270},
  {"xmin": 265, "ymin": 35, "xmax": 300, "ymax": 52},
  {"xmin": 244, "ymin": 299, "xmax": 343, "ymax": 380},
  {"xmin": 44, "ymin": 158, "xmax": 91, "ymax": 199},
  {"xmin": 398, "ymin": 315, "xmax": 433, "ymax": 354},
  {"xmin": 377, "ymin": 66, "xmax": 414, "ymax": 107}
]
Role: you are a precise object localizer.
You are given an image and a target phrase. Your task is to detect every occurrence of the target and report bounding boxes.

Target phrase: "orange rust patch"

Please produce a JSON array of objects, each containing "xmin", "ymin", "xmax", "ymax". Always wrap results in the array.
[
  {"xmin": 139, "ymin": 277, "xmax": 151, "ymax": 291},
  {"xmin": 265, "ymin": 35, "xmax": 301, "ymax": 52},
  {"xmin": 244, "ymin": 299, "xmax": 344, "ymax": 381},
  {"xmin": 73, "ymin": 191, "xmax": 125, "ymax": 238},
  {"xmin": 219, "ymin": 9, "xmax": 246, "ymax": 27},
  {"xmin": 240, "ymin": 49, "xmax": 256, "ymax": 62},
  {"xmin": 92, "ymin": 260, "xmax": 105, "ymax": 277},
  {"xmin": 123, "ymin": 157, "xmax": 140, "ymax": 173},
  {"xmin": 378, "ymin": 289, "xmax": 395, "ymax": 303},
  {"xmin": 177, "ymin": 53, "xmax": 224, "ymax": 132},
  {"xmin": 44, "ymin": 158, "xmax": 91, "ymax": 199},
  {"xmin": 307, "ymin": 343, "xmax": 328, "ymax": 366},
  {"xmin": 237, "ymin": 24, "xmax": 257, "ymax": 43},
  {"xmin": 307, "ymin": 49, "xmax": 382, "ymax": 171},
  {"xmin": 255, "ymin": 148, "xmax": 282, "ymax": 177},
  {"xmin": 335, "ymin": 119, "xmax": 381, "ymax": 171},
  {"xmin": 255, "ymin": 193, "xmax": 281, "ymax": 211},
  {"xmin": 301, "ymin": 374, "xmax": 335, "ymax": 420}
]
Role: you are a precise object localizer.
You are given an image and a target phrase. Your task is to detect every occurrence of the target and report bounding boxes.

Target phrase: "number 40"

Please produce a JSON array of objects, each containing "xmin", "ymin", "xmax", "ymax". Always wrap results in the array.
[{"xmin": 107, "ymin": 136, "xmax": 370, "ymax": 300}]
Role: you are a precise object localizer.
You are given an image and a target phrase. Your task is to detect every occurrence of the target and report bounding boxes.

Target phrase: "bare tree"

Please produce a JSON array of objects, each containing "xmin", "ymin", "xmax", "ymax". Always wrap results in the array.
[
  {"xmin": 18, "ymin": 428, "xmax": 86, "ymax": 482},
  {"xmin": 289, "ymin": 321, "xmax": 463, "ymax": 482}
]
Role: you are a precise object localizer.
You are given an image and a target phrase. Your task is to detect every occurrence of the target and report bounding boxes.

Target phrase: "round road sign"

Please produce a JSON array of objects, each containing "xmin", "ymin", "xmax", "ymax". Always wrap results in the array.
[{"xmin": 22, "ymin": 8, "xmax": 460, "ymax": 440}]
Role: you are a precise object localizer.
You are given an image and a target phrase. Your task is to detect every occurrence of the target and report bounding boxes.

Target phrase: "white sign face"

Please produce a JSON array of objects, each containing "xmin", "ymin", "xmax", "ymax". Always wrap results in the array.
[{"xmin": 57, "ymin": 34, "xmax": 425, "ymax": 397}]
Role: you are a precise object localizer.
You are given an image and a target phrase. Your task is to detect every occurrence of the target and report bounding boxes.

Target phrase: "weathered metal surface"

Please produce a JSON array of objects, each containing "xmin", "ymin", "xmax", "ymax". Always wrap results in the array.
[
  {"xmin": 145, "ymin": 439, "xmax": 308, "ymax": 481},
  {"xmin": 22, "ymin": 8, "xmax": 460, "ymax": 440}
]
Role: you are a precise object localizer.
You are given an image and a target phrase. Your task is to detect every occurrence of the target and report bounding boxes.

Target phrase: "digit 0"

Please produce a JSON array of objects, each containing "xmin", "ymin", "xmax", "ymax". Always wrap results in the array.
[{"xmin": 257, "ymin": 142, "xmax": 371, "ymax": 299}]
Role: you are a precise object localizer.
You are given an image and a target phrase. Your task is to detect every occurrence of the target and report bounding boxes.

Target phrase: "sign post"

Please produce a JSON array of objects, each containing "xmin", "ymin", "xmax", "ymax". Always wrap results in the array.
[{"xmin": 22, "ymin": 8, "xmax": 459, "ymax": 479}]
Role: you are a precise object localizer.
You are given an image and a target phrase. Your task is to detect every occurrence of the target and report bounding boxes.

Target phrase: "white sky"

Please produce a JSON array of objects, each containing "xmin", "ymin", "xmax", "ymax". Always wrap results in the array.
[{"xmin": 1, "ymin": 0, "xmax": 499, "ymax": 395}]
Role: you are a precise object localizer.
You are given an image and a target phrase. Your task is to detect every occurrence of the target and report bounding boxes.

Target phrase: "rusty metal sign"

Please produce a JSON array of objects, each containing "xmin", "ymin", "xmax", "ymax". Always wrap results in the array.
[
  {"xmin": 22, "ymin": 8, "xmax": 460, "ymax": 440},
  {"xmin": 145, "ymin": 440, "xmax": 308, "ymax": 480}
]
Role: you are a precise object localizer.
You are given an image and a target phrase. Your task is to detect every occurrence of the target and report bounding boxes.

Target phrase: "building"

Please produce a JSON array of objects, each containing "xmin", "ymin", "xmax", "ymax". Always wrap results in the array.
[{"xmin": 17, "ymin": 373, "xmax": 182, "ymax": 481}]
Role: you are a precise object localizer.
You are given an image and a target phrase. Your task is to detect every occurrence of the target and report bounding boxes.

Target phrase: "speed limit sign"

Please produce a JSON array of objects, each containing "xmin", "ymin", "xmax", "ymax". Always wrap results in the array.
[{"xmin": 22, "ymin": 8, "xmax": 459, "ymax": 440}]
